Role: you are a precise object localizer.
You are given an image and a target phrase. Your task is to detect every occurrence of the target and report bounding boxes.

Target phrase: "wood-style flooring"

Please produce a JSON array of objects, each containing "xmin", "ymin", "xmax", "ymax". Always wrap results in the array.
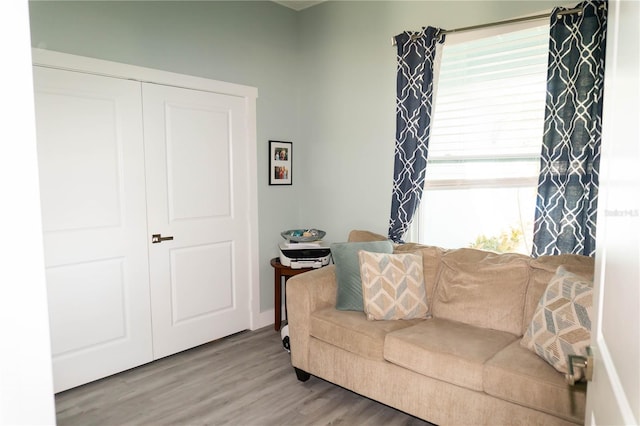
[{"xmin": 55, "ymin": 326, "xmax": 433, "ymax": 425}]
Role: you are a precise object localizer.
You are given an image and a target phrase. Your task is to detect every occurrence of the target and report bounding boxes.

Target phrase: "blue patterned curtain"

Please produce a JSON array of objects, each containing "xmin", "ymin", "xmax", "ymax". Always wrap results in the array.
[
  {"xmin": 532, "ymin": 1, "xmax": 607, "ymax": 257},
  {"xmin": 388, "ymin": 27, "xmax": 442, "ymax": 243}
]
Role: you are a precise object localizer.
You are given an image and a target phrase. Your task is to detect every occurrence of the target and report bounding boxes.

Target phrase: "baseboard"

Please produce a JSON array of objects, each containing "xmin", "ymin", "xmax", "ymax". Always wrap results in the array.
[{"xmin": 251, "ymin": 308, "xmax": 275, "ymax": 330}]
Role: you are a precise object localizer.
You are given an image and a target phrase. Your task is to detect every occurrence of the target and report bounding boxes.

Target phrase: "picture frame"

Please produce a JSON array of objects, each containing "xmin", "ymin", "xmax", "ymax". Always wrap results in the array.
[{"xmin": 269, "ymin": 140, "xmax": 292, "ymax": 185}]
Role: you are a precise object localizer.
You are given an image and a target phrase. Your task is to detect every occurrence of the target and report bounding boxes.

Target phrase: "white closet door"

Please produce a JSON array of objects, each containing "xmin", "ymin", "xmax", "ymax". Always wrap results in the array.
[
  {"xmin": 142, "ymin": 83, "xmax": 251, "ymax": 359},
  {"xmin": 33, "ymin": 67, "xmax": 153, "ymax": 392}
]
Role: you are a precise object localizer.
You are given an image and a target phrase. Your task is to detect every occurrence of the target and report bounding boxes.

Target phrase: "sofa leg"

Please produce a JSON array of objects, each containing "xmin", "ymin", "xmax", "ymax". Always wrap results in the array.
[{"xmin": 294, "ymin": 367, "xmax": 311, "ymax": 382}]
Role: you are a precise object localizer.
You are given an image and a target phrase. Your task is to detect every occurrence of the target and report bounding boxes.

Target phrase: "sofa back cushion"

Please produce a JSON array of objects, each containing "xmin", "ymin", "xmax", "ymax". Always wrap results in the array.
[
  {"xmin": 524, "ymin": 254, "xmax": 595, "ymax": 334},
  {"xmin": 347, "ymin": 229, "xmax": 389, "ymax": 242},
  {"xmin": 393, "ymin": 243, "xmax": 445, "ymax": 313},
  {"xmin": 432, "ymin": 248, "xmax": 529, "ymax": 335}
]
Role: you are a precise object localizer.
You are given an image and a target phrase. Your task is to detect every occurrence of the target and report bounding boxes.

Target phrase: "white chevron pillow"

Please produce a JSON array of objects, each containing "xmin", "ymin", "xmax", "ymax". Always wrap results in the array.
[{"xmin": 358, "ymin": 251, "xmax": 427, "ymax": 321}]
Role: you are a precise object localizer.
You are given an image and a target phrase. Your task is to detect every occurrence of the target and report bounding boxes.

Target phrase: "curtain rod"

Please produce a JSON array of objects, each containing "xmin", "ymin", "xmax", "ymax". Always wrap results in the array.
[{"xmin": 391, "ymin": 4, "xmax": 604, "ymax": 46}]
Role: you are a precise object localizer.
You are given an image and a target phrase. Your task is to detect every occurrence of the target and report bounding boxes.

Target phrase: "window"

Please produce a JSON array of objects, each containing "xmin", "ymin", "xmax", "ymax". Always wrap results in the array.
[{"xmin": 413, "ymin": 21, "xmax": 549, "ymax": 254}]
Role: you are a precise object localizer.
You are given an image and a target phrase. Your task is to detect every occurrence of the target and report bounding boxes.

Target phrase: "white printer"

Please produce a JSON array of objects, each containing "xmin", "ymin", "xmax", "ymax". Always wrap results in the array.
[{"xmin": 279, "ymin": 240, "xmax": 332, "ymax": 269}]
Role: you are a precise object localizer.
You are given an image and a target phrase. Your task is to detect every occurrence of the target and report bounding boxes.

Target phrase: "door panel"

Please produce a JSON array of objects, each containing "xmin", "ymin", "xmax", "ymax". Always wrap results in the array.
[
  {"xmin": 170, "ymin": 242, "xmax": 234, "ymax": 324},
  {"xmin": 47, "ymin": 259, "xmax": 127, "ymax": 355},
  {"xmin": 34, "ymin": 67, "xmax": 153, "ymax": 392},
  {"xmin": 166, "ymin": 104, "xmax": 231, "ymax": 220},
  {"xmin": 142, "ymin": 83, "xmax": 250, "ymax": 359}
]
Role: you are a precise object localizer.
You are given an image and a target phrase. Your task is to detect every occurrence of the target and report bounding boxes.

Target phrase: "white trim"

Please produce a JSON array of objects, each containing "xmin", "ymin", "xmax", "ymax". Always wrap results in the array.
[
  {"xmin": 595, "ymin": 332, "xmax": 637, "ymax": 424},
  {"xmin": 32, "ymin": 48, "xmax": 262, "ymax": 335},
  {"xmin": 428, "ymin": 154, "xmax": 540, "ymax": 162},
  {"xmin": 32, "ymin": 48, "xmax": 258, "ymax": 98},
  {"xmin": 1, "ymin": 5, "xmax": 56, "ymax": 424},
  {"xmin": 425, "ymin": 177, "xmax": 538, "ymax": 190},
  {"xmin": 245, "ymin": 94, "xmax": 263, "ymax": 331},
  {"xmin": 251, "ymin": 309, "xmax": 276, "ymax": 331}
]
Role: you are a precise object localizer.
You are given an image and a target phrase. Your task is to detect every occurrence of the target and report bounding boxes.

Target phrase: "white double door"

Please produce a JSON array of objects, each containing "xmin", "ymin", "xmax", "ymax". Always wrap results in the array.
[{"xmin": 34, "ymin": 66, "xmax": 252, "ymax": 392}]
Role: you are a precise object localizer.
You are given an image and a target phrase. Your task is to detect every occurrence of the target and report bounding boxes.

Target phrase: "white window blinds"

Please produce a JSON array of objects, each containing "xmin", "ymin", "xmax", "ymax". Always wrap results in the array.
[{"xmin": 426, "ymin": 23, "xmax": 549, "ymax": 186}]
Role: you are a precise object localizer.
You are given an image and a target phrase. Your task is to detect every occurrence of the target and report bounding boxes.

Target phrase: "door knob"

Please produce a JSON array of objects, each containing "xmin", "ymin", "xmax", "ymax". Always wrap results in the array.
[
  {"xmin": 151, "ymin": 234, "xmax": 174, "ymax": 244},
  {"xmin": 565, "ymin": 347, "xmax": 593, "ymax": 385}
]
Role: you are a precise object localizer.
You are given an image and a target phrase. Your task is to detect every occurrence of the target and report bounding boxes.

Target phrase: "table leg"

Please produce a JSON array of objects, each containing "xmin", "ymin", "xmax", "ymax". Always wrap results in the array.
[
  {"xmin": 274, "ymin": 269, "xmax": 282, "ymax": 331},
  {"xmin": 284, "ymin": 277, "xmax": 288, "ymax": 323}
]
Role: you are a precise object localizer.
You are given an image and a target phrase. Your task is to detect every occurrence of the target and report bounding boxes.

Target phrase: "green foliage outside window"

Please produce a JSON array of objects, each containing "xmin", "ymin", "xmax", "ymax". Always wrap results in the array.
[{"xmin": 469, "ymin": 226, "xmax": 525, "ymax": 254}]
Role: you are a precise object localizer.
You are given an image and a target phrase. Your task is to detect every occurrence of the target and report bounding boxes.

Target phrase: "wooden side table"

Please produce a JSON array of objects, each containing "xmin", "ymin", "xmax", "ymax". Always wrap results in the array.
[{"xmin": 271, "ymin": 257, "xmax": 314, "ymax": 331}]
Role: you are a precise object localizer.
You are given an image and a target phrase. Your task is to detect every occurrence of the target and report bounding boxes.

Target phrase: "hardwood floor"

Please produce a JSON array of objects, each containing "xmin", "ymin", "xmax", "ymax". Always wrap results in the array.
[{"xmin": 55, "ymin": 326, "xmax": 432, "ymax": 425}]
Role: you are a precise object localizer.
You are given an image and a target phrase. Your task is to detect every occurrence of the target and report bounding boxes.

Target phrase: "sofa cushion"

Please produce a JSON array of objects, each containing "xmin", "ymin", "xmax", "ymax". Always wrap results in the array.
[
  {"xmin": 358, "ymin": 251, "xmax": 428, "ymax": 320},
  {"xmin": 521, "ymin": 266, "xmax": 594, "ymax": 374},
  {"xmin": 384, "ymin": 318, "xmax": 517, "ymax": 391},
  {"xmin": 310, "ymin": 308, "xmax": 424, "ymax": 361},
  {"xmin": 432, "ymin": 248, "xmax": 529, "ymax": 335},
  {"xmin": 484, "ymin": 340, "xmax": 586, "ymax": 423},
  {"xmin": 331, "ymin": 241, "xmax": 394, "ymax": 311},
  {"xmin": 347, "ymin": 229, "xmax": 389, "ymax": 242},
  {"xmin": 393, "ymin": 244, "xmax": 445, "ymax": 313},
  {"xmin": 523, "ymin": 254, "xmax": 595, "ymax": 334}
]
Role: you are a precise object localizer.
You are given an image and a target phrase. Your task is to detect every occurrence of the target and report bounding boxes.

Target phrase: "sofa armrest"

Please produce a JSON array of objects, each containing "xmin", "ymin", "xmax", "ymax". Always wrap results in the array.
[{"xmin": 286, "ymin": 265, "xmax": 337, "ymax": 372}]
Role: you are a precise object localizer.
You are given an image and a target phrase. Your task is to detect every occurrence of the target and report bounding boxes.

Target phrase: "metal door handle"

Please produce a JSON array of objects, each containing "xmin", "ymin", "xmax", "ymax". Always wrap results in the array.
[
  {"xmin": 565, "ymin": 347, "xmax": 593, "ymax": 385},
  {"xmin": 152, "ymin": 234, "xmax": 174, "ymax": 244}
]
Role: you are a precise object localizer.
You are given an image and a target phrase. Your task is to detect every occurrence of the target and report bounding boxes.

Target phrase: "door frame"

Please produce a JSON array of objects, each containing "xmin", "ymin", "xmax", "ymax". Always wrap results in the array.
[
  {"xmin": 584, "ymin": 0, "xmax": 640, "ymax": 423},
  {"xmin": 32, "ymin": 48, "xmax": 262, "ymax": 330}
]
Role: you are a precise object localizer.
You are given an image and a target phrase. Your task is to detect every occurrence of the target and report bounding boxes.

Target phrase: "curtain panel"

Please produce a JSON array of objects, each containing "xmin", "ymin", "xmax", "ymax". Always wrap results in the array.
[
  {"xmin": 388, "ymin": 27, "xmax": 442, "ymax": 243},
  {"xmin": 532, "ymin": 0, "xmax": 608, "ymax": 257}
]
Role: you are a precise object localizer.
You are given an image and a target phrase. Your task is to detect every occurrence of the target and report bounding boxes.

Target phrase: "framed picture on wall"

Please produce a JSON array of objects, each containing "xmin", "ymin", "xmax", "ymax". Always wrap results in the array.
[{"xmin": 269, "ymin": 140, "xmax": 292, "ymax": 185}]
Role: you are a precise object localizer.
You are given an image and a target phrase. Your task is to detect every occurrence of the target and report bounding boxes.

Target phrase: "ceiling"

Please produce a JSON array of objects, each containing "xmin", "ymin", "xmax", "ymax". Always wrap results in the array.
[{"xmin": 272, "ymin": 1, "xmax": 326, "ymax": 11}]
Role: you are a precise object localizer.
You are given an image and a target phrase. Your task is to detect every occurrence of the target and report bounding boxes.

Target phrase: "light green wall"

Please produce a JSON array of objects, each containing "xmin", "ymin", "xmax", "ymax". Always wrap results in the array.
[
  {"xmin": 295, "ymin": 0, "xmax": 576, "ymax": 241},
  {"xmin": 28, "ymin": 0, "xmax": 575, "ymax": 312}
]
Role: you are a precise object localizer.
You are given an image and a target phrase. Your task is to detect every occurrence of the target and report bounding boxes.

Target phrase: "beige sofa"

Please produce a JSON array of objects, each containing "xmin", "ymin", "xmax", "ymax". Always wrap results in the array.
[{"xmin": 286, "ymin": 230, "xmax": 594, "ymax": 425}]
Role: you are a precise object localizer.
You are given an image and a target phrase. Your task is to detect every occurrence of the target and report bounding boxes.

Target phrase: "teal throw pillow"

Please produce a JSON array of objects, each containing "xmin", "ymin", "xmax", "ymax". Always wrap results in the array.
[{"xmin": 331, "ymin": 241, "xmax": 394, "ymax": 311}]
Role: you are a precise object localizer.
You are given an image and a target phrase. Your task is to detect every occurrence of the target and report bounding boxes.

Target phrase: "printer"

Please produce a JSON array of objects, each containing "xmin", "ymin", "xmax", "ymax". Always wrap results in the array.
[{"xmin": 279, "ymin": 240, "xmax": 332, "ymax": 269}]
